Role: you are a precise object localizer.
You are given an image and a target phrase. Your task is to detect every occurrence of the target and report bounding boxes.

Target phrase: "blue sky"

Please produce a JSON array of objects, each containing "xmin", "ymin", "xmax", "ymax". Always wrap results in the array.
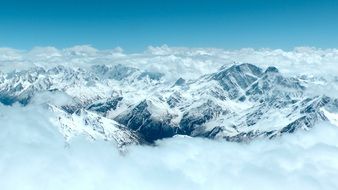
[{"xmin": 0, "ymin": 0, "xmax": 338, "ymax": 52}]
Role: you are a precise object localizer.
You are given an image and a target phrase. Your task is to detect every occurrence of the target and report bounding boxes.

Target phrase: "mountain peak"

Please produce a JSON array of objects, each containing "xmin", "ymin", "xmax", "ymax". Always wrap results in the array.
[
  {"xmin": 211, "ymin": 63, "xmax": 263, "ymax": 99},
  {"xmin": 1, "ymin": 62, "xmax": 337, "ymax": 147},
  {"xmin": 264, "ymin": 66, "xmax": 279, "ymax": 74},
  {"xmin": 174, "ymin": 77, "xmax": 186, "ymax": 86}
]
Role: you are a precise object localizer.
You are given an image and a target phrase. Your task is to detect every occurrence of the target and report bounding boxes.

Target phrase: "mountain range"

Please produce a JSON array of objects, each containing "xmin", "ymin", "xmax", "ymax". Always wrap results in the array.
[{"xmin": 1, "ymin": 63, "xmax": 337, "ymax": 149}]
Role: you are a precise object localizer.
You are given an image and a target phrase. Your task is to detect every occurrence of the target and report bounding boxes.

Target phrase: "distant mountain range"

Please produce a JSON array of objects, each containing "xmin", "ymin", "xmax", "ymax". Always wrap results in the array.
[{"xmin": 1, "ymin": 63, "xmax": 338, "ymax": 149}]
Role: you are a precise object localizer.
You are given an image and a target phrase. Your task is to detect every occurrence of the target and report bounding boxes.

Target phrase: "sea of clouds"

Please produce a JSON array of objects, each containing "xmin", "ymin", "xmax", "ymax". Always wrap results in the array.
[
  {"xmin": 1, "ymin": 45, "xmax": 338, "ymax": 190},
  {"xmin": 1, "ymin": 45, "xmax": 338, "ymax": 79},
  {"xmin": 1, "ymin": 103, "xmax": 338, "ymax": 190}
]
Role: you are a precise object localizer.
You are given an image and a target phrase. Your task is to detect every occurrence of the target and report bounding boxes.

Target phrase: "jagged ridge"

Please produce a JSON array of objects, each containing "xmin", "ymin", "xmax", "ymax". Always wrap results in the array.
[{"xmin": 1, "ymin": 63, "xmax": 337, "ymax": 148}]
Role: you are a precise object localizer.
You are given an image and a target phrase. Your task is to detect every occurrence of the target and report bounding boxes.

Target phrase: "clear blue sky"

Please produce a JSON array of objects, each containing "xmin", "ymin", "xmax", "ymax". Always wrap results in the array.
[{"xmin": 0, "ymin": 0, "xmax": 338, "ymax": 52}]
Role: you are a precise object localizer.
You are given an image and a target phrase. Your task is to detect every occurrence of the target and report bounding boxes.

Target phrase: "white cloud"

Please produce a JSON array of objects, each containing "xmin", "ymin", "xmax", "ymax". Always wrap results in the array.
[
  {"xmin": 1, "ymin": 103, "xmax": 338, "ymax": 190},
  {"xmin": 30, "ymin": 91, "xmax": 75, "ymax": 106},
  {"xmin": 1, "ymin": 45, "xmax": 338, "ymax": 80}
]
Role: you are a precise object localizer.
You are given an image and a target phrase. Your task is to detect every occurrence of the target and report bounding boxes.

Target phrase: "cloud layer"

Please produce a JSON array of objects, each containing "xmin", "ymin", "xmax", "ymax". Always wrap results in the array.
[
  {"xmin": 1, "ymin": 103, "xmax": 338, "ymax": 190},
  {"xmin": 1, "ymin": 45, "xmax": 338, "ymax": 80}
]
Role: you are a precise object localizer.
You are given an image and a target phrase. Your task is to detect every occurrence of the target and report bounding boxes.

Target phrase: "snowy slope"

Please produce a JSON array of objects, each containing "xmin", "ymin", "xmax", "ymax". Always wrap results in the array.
[
  {"xmin": 49, "ymin": 105, "xmax": 143, "ymax": 149},
  {"xmin": 1, "ymin": 62, "xmax": 338, "ymax": 146}
]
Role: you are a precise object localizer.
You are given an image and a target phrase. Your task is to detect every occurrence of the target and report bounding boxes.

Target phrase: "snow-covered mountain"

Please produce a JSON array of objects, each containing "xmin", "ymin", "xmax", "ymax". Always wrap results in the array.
[{"xmin": 1, "ymin": 63, "xmax": 338, "ymax": 148}]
